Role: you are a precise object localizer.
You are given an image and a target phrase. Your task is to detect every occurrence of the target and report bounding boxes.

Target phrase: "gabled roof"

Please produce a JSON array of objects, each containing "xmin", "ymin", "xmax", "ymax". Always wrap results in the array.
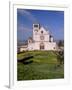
[{"xmin": 40, "ymin": 26, "xmax": 49, "ymax": 34}]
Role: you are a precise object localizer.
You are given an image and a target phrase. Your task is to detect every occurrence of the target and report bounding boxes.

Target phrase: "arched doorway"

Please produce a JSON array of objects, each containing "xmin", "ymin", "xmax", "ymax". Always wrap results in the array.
[{"xmin": 40, "ymin": 43, "xmax": 44, "ymax": 50}]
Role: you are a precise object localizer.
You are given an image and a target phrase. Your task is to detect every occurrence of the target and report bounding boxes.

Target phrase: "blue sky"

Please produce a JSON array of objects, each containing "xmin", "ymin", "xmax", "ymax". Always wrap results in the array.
[{"xmin": 17, "ymin": 9, "xmax": 64, "ymax": 41}]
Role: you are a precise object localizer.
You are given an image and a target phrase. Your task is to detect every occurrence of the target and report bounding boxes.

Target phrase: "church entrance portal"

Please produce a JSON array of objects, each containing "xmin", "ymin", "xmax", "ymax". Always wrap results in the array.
[{"xmin": 40, "ymin": 43, "xmax": 44, "ymax": 50}]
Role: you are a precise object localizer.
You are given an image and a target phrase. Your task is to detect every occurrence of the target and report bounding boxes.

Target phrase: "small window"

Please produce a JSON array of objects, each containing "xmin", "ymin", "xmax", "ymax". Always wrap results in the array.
[
  {"xmin": 41, "ymin": 31, "xmax": 43, "ymax": 33},
  {"xmin": 53, "ymin": 47, "xmax": 55, "ymax": 49}
]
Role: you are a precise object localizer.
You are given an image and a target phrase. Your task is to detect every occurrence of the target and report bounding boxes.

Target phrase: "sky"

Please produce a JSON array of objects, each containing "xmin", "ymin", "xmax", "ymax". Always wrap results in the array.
[{"xmin": 17, "ymin": 9, "xmax": 64, "ymax": 42}]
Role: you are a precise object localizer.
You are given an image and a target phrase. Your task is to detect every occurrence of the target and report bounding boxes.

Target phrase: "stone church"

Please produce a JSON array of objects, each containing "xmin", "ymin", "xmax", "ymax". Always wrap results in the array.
[{"xmin": 20, "ymin": 24, "xmax": 57, "ymax": 51}]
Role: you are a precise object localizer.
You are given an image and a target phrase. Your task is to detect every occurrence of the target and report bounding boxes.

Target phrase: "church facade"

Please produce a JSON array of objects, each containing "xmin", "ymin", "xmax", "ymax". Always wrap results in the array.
[{"xmin": 20, "ymin": 24, "xmax": 57, "ymax": 51}]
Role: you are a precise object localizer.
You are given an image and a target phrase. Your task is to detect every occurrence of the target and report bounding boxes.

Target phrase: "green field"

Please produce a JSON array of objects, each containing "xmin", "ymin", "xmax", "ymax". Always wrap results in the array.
[{"xmin": 17, "ymin": 51, "xmax": 64, "ymax": 80}]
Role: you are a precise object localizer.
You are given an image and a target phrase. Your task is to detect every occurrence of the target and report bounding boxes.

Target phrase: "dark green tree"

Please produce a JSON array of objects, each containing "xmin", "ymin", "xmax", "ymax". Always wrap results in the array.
[
  {"xmin": 57, "ymin": 50, "xmax": 64, "ymax": 65},
  {"xmin": 58, "ymin": 40, "xmax": 64, "ymax": 47}
]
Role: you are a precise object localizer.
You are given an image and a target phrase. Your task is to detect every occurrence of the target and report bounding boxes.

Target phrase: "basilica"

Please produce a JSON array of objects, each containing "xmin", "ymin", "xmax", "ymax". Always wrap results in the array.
[{"xmin": 20, "ymin": 24, "xmax": 57, "ymax": 51}]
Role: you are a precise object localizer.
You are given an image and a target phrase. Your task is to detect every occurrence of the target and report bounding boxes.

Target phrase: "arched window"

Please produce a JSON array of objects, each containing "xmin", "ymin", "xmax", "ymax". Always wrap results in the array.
[{"xmin": 49, "ymin": 35, "xmax": 52, "ymax": 42}]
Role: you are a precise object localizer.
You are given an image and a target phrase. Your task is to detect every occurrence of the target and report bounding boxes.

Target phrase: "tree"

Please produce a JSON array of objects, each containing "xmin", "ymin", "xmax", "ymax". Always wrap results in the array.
[
  {"xmin": 57, "ymin": 50, "xmax": 64, "ymax": 65},
  {"xmin": 58, "ymin": 40, "xmax": 64, "ymax": 47}
]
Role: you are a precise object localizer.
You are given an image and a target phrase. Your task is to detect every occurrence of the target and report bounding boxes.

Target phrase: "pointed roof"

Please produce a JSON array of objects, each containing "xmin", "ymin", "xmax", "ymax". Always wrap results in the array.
[{"xmin": 40, "ymin": 26, "xmax": 49, "ymax": 34}]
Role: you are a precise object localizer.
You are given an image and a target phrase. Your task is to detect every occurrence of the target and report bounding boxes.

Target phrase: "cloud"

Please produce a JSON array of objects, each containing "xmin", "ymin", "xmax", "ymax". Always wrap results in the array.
[
  {"xmin": 17, "ymin": 24, "xmax": 32, "ymax": 41},
  {"xmin": 17, "ymin": 23, "xmax": 32, "ymax": 32},
  {"xmin": 17, "ymin": 9, "xmax": 38, "ymax": 23}
]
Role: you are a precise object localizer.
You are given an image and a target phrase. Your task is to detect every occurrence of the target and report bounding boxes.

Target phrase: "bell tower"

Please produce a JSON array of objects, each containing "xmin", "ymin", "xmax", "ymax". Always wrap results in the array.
[
  {"xmin": 33, "ymin": 24, "xmax": 40, "ymax": 41},
  {"xmin": 33, "ymin": 24, "xmax": 40, "ymax": 32}
]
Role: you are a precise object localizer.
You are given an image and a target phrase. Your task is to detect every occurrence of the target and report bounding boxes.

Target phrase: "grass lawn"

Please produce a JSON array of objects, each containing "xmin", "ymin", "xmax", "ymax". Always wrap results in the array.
[{"xmin": 17, "ymin": 51, "xmax": 64, "ymax": 80}]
